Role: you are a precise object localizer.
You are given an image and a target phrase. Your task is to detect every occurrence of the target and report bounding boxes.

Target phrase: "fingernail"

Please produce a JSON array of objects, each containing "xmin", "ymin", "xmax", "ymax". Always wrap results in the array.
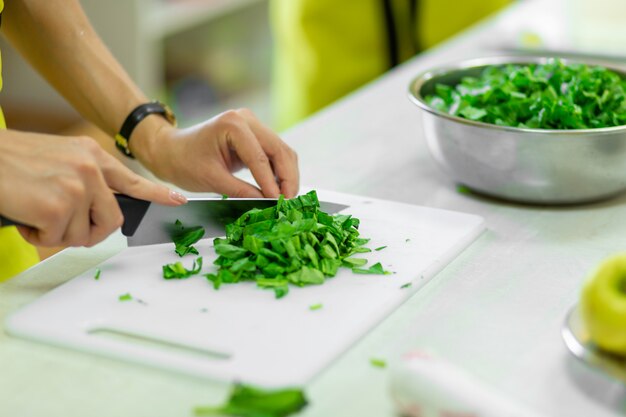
[{"xmin": 169, "ymin": 190, "xmax": 188, "ymax": 204}]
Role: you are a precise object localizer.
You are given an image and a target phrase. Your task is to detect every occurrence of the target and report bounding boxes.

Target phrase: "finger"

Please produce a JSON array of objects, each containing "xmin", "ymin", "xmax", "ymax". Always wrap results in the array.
[
  {"xmin": 212, "ymin": 166, "xmax": 264, "ymax": 198},
  {"xmin": 98, "ymin": 152, "xmax": 187, "ymax": 206},
  {"xmin": 17, "ymin": 220, "xmax": 67, "ymax": 247},
  {"xmin": 16, "ymin": 225, "xmax": 41, "ymax": 246},
  {"xmin": 225, "ymin": 123, "xmax": 281, "ymax": 198},
  {"xmin": 61, "ymin": 195, "xmax": 91, "ymax": 247},
  {"xmin": 87, "ymin": 187, "xmax": 124, "ymax": 247},
  {"xmin": 241, "ymin": 115, "xmax": 299, "ymax": 198},
  {"xmin": 23, "ymin": 199, "xmax": 72, "ymax": 247}
]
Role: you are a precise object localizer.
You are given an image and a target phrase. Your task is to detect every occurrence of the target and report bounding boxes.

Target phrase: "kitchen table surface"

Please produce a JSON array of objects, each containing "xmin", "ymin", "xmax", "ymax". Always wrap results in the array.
[{"xmin": 3, "ymin": 1, "xmax": 626, "ymax": 416}]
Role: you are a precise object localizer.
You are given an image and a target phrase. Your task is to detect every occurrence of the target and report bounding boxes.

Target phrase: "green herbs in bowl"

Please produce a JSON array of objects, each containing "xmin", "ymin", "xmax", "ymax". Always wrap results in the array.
[
  {"xmin": 407, "ymin": 56, "xmax": 626, "ymax": 203},
  {"xmin": 425, "ymin": 59, "xmax": 626, "ymax": 130}
]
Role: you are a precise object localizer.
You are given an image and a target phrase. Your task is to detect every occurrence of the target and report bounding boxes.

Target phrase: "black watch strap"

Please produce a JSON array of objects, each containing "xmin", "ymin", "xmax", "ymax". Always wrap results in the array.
[{"xmin": 115, "ymin": 101, "xmax": 176, "ymax": 158}]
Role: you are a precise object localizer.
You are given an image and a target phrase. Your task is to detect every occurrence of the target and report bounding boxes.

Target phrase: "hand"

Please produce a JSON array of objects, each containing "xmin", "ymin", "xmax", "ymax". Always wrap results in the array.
[
  {"xmin": 0, "ymin": 131, "xmax": 187, "ymax": 247},
  {"xmin": 133, "ymin": 108, "xmax": 299, "ymax": 198}
]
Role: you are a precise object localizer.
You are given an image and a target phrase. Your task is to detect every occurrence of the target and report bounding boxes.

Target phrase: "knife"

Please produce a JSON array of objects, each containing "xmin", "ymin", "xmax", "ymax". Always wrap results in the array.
[{"xmin": 0, "ymin": 194, "xmax": 349, "ymax": 247}]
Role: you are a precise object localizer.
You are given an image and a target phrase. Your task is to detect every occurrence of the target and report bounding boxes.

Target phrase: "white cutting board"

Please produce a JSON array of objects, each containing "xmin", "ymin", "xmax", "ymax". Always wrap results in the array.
[{"xmin": 6, "ymin": 190, "xmax": 485, "ymax": 387}]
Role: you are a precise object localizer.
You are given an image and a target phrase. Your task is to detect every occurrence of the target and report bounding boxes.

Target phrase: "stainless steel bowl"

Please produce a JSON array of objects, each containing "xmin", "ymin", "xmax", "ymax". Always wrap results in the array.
[{"xmin": 408, "ymin": 56, "xmax": 626, "ymax": 204}]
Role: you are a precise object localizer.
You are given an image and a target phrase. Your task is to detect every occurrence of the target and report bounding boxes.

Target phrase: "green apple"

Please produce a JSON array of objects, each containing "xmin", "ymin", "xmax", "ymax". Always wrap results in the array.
[{"xmin": 581, "ymin": 253, "xmax": 626, "ymax": 355}]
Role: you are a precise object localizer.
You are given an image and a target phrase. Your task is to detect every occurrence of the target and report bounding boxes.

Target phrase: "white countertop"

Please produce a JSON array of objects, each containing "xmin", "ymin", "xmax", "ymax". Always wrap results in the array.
[{"xmin": 3, "ymin": 1, "xmax": 626, "ymax": 416}]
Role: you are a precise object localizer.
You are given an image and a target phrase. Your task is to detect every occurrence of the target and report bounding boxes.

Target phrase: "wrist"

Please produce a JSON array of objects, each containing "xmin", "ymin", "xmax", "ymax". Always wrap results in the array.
[
  {"xmin": 128, "ymin": 115, "xmax": 178, "ymax": 179},
  {"xmin": 116, "ymin": 100, "xmax": 176, "ymax": 157}
]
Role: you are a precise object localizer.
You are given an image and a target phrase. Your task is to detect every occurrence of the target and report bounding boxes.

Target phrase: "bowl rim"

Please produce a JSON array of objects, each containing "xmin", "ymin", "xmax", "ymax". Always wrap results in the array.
[{"xmin": 408, "ymin": 55, "xmax": 626, "ymax": 135}]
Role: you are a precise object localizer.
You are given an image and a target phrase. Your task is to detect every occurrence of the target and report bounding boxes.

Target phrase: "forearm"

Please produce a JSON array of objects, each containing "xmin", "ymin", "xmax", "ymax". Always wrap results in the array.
[
  {"xmin": 1, "ymin": 0, "xmax": 167, "ymax": 159},
  {"xmin": 1, "ymin": 0, "xmax": 299, "ymax": 198}
]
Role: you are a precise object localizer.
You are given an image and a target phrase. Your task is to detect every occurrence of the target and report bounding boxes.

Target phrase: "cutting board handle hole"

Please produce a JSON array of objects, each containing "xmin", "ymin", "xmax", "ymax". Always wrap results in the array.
[{"xmin": 88, "ymin": 328, "xmax": 231, "ymax": 361}]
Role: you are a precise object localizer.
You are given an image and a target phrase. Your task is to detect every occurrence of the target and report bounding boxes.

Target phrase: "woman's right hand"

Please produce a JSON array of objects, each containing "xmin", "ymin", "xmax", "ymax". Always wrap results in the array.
[{"xmin": 0, "ymin": 131, "xmax": 186, "ymax": 247}]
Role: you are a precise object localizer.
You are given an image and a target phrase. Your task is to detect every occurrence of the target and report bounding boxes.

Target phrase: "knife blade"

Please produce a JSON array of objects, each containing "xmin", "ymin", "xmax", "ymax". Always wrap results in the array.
[
  {"xmin": 124, "ymin": 195, "xmax": 349, "ymax": 246},
  {"xmin": 0, "ymin": 194, "xmax": 349, "ymax": 247}
]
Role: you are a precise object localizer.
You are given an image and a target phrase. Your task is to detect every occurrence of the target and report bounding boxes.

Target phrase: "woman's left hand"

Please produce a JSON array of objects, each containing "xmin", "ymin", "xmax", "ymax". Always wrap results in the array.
[{"xmin": 133, "ymin": 108, "xmax": 299, "ymax": 199}]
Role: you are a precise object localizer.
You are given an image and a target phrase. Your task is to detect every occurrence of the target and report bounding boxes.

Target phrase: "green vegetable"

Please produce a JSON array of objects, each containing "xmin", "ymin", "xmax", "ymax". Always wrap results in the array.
[
  {"xmin": 163, "ymin": 257, "xmax": 203, "ymax": 279},
  {"xmin": 352, "ymin": 262, "xmax": 392, "ymax": 275},
  {"xmin": 94, "ymin": 268, "xmax": 101, "ymax": 280},
  {"xmin": 400, "ymin": 282, "xmax": 412, "ymax": 289},
  {"xmin": 273, "ymin": 285, "xmax": 289, "ymax": 299},
  {"xmin": 374, "ymin": 246, "xmax": 387, "ymax": 251},
  {"xmin": 309, "ymin": 303, "xmax": 323, "ymax": 311},
  {"xmin": 118, "ymin": 293, "xmax": 133, "ymax": 302},
  {"xmin": 426, "ymin": 58, "xmax": 626, "ymax": 129},
  {"xmin": 342, "ymin": 257, "xmax": 368, "ymax": 268},
  {"xmin": 221, "ymin": 194, "xmax": 229, "ymax": 200},
  {"xmin": 172, "ymin": 219, "xmax": 205, "ymax": 257},
  {"xmin": 370, "ymin": 358, "xmax": 387, "ymax": 368},
  {"xmin": 456, "ymin": 185, "xmax": 472, "ymax": 195},
  {"xmin": 204, "ymin": 191, "xmax": 374, "ymax": 298},
  {"xmin": 194, "ymin": 384, "xmax": 307, "ymax": 417}
]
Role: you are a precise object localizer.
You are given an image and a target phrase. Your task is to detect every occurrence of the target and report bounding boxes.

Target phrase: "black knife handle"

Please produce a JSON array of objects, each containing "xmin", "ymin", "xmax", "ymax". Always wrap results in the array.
[
  {"xmin": 0, "ymin": 194, "xmax": 151, "ymax": 237},
  {"xmin": 115, "ymin": 194, "xmax": 151, "ymax": 237},
  {"xmin": 0, "ymin": 214, "xmax": 16, "ymax": 228}
]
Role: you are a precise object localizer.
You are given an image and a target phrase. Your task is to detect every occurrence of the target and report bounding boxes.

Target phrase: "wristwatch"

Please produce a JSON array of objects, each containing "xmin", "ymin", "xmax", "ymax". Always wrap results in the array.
[{"xmin": 115, "ymin": 101, "xmax": 177, "ymax": 158}]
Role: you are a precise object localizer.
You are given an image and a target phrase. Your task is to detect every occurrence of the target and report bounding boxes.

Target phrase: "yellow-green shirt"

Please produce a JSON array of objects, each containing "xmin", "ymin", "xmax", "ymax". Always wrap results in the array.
[
  {"xmin": 0, "ymin": 0, "xmax": 40, "ymax": 282},
  {"xmin": 271, "ymin": 0, "xmax": 510, "ymax": 130}
]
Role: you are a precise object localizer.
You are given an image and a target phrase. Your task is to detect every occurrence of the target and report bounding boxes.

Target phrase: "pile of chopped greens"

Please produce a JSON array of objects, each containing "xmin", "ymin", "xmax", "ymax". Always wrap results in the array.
[
  {"xmin": 162, "ymin": 191, "xmax": 389, "ymax": 297},
  {"xmin": 203, "ymin": 190, "xmax": 388, "ymax": 298},
  {"xmin": 425, "ymin": 59, "xmax": 626, "ymax": 129},
  {"xmin": 194, "ymin": 384, "xmax": 307, "ymax": 417}
]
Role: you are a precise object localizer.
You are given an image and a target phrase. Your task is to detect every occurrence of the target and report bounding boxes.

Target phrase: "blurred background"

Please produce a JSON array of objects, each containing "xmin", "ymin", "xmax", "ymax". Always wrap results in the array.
[
  {"xmin": 0, "ymin": 0, "xmax": 272, "ymax": 133},
  {"xmin": 1, "ymin": 0, "xmax": 626, "ymax": 135}
]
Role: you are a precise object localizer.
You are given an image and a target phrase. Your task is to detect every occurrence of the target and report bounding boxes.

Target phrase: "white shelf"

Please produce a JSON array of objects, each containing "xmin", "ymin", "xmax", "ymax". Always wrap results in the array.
[
  {"xmin": 1, "ymin": 0, "xmax": 270, "ymax": 122},
  {"xmin": 144, "ymin": 0, "xmax": 265, "ymax": 39}
]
